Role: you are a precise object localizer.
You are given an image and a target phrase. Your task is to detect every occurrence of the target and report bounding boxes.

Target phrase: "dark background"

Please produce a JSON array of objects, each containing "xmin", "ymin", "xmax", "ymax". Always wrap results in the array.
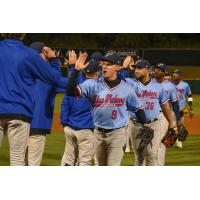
[
  {"xmin": 22, "ymin": 33, "xmax": 200, "ymax": 66},
  {"xmin": 26, "ymin": 33, "xmax": 200, "ymax": 49},
  {"xmin": 1, "ymin": 33, "xmax": 199, "ymax": 49}
]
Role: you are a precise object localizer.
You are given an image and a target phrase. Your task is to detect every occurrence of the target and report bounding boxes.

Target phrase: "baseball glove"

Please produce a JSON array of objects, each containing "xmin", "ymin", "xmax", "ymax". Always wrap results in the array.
[
  {"xmin": 177, "ymin": 125, "xmax": 188, "ymax": 142},
  {"xmin": 161, "ymin": 127, "xmax": 178, "ymax": 148},
  {"xmin": 136, "ymin": 126, "xmax": 154, "ymax": 151},
  {"xmin": 183, "ymin": 107, "xmax": 193, "ymax": 119}
]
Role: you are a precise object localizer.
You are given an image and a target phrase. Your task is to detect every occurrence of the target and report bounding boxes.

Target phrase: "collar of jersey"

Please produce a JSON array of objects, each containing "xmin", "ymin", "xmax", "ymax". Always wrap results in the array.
[
  {"xmin": 102, "ymin": 78, "xmax": 122, "ymax": 91},
  {"xmin": 138, "ymin": 79, "xmax": 152, "ymax": 87}
]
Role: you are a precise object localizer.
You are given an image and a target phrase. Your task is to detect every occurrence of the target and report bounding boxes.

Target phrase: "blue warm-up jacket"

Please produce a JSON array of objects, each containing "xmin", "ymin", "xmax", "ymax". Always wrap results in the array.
[
  {"xmin": 30, "ymin": 80, "xmax": 66, "ymax": 135},
  {"xmin": 0, "ymin": 39, "xmax": 67, "ymax": 122},
  {"xmin": 60, "ymin": 76, "xmax": 94, "ymax": 130}
]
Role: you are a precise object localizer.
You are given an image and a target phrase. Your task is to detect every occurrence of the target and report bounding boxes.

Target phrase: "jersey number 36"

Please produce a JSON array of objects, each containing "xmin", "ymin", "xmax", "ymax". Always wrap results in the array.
[{"xmin": 145, "ymin": 102, "xmax": 154, "ymax": 110}]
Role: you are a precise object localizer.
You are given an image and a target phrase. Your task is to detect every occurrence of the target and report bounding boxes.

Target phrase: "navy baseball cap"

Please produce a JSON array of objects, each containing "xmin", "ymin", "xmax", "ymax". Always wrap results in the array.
[
  {"xmin": 101, "ymin": 52, "xmax": 121, "ymax": 65},
  {"xmin": 154, "ymin": 63, "xmax": 168, "ymax": 73},
  {"xmin": 134, "ymin": 59, "xmax": 151, "ymax": 68},
  {"xmin": 90, "ymin": 52, "xmax": 103, "ymax": 62},
  {"xmin": 30, "ymin": 42, "xmax": 45, "ymax": 54},
  {"xmin": 84, "ymin": 59, "xmax": 100, "ymax": 74},
  {"xmin": 173, "ymin": 69, "xmax": 182, "ymax": 76}
]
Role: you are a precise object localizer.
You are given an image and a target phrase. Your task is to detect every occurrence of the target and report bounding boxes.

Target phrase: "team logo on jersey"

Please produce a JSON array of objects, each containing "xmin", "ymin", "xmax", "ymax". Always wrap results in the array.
[
  {"xmin": 137, "ymin": 90, "xmax": 157, "ymax": 100},
  {"xmin": 176, "ymin": 88, "xmax": 184, "ymax": 94},
  {"xmin": 93, "ymin": 94, "xmax": 125, "ymax": 107}
]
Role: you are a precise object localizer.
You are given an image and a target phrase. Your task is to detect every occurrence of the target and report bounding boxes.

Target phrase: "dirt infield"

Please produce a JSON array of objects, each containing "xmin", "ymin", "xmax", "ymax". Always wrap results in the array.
[
  {"xmin": 52, "ymin": 113, "xmax": 200, "ymax": 135},
  {"xmin": 52, "ymin": 113, "xmax": 64, "ymax": 132},
  {"xmin": 184, "ymin": 115, "xmax": 200, "ymax": 135}
]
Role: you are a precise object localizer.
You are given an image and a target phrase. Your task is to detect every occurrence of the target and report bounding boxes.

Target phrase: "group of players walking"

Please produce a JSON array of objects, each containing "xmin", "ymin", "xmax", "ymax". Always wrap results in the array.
[{"xmin": 0, "ymin": 34, "xmax": 193, "ymax": 166}]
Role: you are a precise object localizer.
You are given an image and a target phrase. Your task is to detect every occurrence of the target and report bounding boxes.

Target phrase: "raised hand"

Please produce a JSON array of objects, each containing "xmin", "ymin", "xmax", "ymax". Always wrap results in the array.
[
  {"xmin": 68, "ymin": 50, "xmax": 77, "ymax": 65},
  {"xmin": 123, "ymin": 55, "xmax": 132, "ymax": 69},
  {"xmin": 54, "ymin": 49, "xmax": 61, "ymax": 57},
  {"xmin": 75, "ymin": 52, "xmax": 88, "ymax": 70},
  {"xmin": 43, "ymin": 47, "xmax": 56, "ymax": 59},
  {"xmin": 129, "ymin": 58, "xmax": 135, "ymax": 70}
]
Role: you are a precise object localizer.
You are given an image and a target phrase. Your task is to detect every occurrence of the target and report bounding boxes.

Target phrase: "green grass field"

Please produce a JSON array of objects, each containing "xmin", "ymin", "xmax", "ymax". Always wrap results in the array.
[
  {"xmin": 0, "ymin": 94, "xmax": 200, "ymax": 166},
  {"xmin": 1, "ymin": 132, "xmax": 200, "ymax": 166}
]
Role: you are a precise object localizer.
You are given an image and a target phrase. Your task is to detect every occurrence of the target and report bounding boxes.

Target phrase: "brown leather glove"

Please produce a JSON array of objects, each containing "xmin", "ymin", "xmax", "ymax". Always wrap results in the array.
[{"xmin": 161, "ymin": 127, "xmax": 178, "ymax": 148}]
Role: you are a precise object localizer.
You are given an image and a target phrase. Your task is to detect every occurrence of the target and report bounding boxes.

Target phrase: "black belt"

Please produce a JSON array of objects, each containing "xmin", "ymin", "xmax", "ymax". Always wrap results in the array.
[
  {"xmin": 145, "ymin": 118, "xmax": 158, "ymax": 124},
  {"xmin": 131, "ymin": 118, "xmax": 158, "ymax": 124},
  {"xmin": 96, "ymin": 127, "xmax": 121, "ymax": 133},
  {"xmin": 68, "ymin": 125, "xmax": 94, "ymax": 131}
]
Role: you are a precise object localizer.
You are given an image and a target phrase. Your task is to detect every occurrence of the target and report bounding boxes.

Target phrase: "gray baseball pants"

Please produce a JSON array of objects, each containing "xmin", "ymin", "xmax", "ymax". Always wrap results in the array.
[
  {"xmin": 0, "ymin": 119, "xmax": 30, "ymax": 166},
  {"xmin": 94, "ymin": 127, "xmax": 127, "ymax": 166},
  {"xmin": 61, "ymin": 126, "xmax": 95, "ymax": 166},
  {"xmin": 130, "ymin": 114, "xmax": 167, "ymax": 166},
  {"xmin": 26, "ymin": 135, "xmax": 46, "ymax": 166}
]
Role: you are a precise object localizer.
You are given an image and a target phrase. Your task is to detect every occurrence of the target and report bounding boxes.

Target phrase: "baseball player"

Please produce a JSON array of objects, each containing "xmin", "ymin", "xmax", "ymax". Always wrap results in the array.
[
  {"xmin": 26, "ymin": 42, "xmax": 67, "ymax": 166},
  {"xmin": 126, "ymin": 59, "xmax": 176, "ymax": 166},
  {"xmin": 0, "ymin": 34, "xmax": 67, "ymax": 166},
  {"xmin": 172, "ymin": 69, "xmax": 193, "ymax": 148},
  {"xmin": 90, "ymin": 52, "xmax": 133, "ymax": 154},
  {"xmin": 153, "ymin": 63, "xmax": 181, "ymax": 164},
  {"xmin": 61, "ymin": 59, "xmax": 100, "ymax": 166},
  {"xmin": 67, "ymin": 52, "xmax": 148, "ymax": 166}
]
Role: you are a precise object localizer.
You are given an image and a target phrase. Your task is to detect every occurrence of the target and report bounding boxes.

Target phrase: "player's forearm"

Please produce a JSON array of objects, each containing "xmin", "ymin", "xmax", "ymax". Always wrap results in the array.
[
  {"xmin": 161, "ymin": 102, "xmax": 174, "ymax": 128},
  {"xmin": 66, "ymin": 68, "xmax": 80, "ymax": 96},
  {"xmin": 171, "ymin": 101, "xmax": 181, "ymax": 122},
  {"xmin": 135, "ymin": 109, "xmax": 146, "ymax": 125}
]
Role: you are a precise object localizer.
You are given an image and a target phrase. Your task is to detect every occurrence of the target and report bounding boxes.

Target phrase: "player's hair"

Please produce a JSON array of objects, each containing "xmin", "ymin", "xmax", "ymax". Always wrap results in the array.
[{"xmin": 1, "ymin": 33, "xmax": 26, "ymax": 40}]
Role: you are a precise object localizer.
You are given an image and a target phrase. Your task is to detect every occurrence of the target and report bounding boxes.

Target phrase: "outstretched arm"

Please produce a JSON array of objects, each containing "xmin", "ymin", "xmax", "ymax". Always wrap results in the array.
[{"xmin": 66, "ymin": 53, "xmax": 88, "ymax": 96}]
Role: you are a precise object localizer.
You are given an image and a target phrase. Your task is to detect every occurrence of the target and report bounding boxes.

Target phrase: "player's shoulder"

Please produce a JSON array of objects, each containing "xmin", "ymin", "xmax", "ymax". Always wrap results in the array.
[
  {"xmin": 121, "ymin": 79, "xmax": 129, "ymax": 85},
  {"xmin": 164, "ymin": 80, "xmax": 176, "ymax": 88},
  {"xmin": 124, "ymin": 78, "xmax": 137, "ymax": 84},
  {"xmin": 151, "ymin": 79, "xmax": 164, "ymax": 88},
  {"xmin": 124, "ymin": 78, "xmax": 138, "ymax": 89},
  {"xmin": 150, "ymin": 79, "xmax": 168, "ymax": 94},
  {"xmin": 22, "ymin": 45, "xmax": 43, "ymax": 60},
  {"xmin": 83, "ymin": 77, "xmax": 105, "ymax": 86},
  {"xmin": 181, "ymin": 80, "xmax": 190, "ymax": 87}
]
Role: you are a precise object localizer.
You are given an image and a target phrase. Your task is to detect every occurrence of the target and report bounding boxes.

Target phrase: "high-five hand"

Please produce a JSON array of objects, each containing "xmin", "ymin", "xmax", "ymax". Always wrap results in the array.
[{"xmin": 75, "ymin": 52, "xmax": 88, "ymax": 70}]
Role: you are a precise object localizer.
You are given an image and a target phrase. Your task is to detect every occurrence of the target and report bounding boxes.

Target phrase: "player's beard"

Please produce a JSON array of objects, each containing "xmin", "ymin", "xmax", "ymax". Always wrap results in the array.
[{"xmin": 136, "ymin": 74, "xmax": 145, "ymax": 81}]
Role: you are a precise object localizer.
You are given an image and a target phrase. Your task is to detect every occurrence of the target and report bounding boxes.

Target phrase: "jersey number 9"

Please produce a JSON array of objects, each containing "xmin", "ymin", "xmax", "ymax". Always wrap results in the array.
[{"xmin": 112, "ymin": 110, "xmax": 118, "ymax": 119}]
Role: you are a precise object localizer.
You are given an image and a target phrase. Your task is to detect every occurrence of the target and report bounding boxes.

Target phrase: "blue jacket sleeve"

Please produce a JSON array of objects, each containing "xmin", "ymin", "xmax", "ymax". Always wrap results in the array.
[
  {"xmin": 60, "ymin": 94, "xmax": 70, "ymax": 125},
  {"xmin": 26, "ymin": 51, "xmax": 67, "ymax": 89},
  {"xmin": 118, "ymin": 69, "xmax": 128, "ymax": 79}
]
